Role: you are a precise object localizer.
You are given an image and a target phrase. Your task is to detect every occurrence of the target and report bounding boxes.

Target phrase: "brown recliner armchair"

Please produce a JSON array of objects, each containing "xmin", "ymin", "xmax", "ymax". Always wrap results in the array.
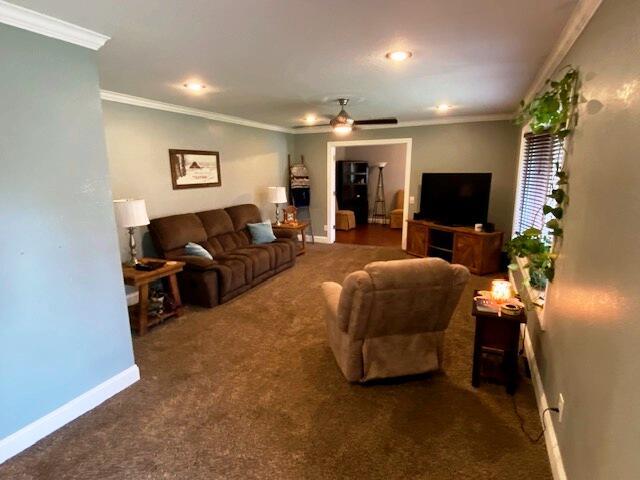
[
  {"xmin": 149, "ymin": 204, "xmax": 297, "ymax": 308},
  {"xmin": 321, "ymin": 257, "xmax": 470, "ymax": 382}
]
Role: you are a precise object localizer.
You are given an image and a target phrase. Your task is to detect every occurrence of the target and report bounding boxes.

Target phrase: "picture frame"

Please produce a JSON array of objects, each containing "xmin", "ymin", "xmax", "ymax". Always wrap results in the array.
[{"xmin": 169, "ymin": 149, "xmax": 221, "ymax": 190}]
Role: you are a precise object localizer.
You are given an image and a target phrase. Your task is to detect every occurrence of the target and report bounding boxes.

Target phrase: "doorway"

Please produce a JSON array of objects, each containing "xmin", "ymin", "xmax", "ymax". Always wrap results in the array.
[{"xmin": 326, "ymin": 138, "xmax": 412, "ymax": 249}]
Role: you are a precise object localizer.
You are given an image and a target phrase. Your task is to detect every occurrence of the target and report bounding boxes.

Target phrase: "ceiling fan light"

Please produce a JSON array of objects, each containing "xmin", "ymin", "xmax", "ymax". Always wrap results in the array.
[{"xmin": 333, "ymin": 124, "xmax": 353, "ymax": 135}]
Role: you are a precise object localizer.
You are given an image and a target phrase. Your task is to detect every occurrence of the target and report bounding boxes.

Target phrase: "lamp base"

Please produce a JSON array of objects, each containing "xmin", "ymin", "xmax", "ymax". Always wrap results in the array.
[
  {"xmin": 125, "ymin": 256, "xmax": 140, "ymax": 267},
  {"xmin": 126, "ymin": 227, "xmax": 140, "ymax": 267},
  {"xmin": 274, "ymin": 204, "xmax": 282, "ymax": 225}
]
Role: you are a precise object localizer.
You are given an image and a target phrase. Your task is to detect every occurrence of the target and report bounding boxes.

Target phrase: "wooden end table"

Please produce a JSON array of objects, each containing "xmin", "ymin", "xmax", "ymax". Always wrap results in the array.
[
  {"xmin": 272, "ymin": 221, "xmax": 311, "ymax": 255},
  {"xmin": 471, "ymin": 290, "xmax": 527, "ymax": 394},
  {"xmin": 122, "ymin": 258, "xmax": 185, "ymax": 335}
]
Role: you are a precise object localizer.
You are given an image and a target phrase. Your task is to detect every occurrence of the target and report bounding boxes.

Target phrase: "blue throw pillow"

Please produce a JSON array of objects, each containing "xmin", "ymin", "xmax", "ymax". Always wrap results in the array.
[
  {"xmin": 247, "ymin": 221, "xmax": 276, "ymax": 244},
  {"xmin": 184, "ymin": 242, "xmax": 213, "ymax": 260}
]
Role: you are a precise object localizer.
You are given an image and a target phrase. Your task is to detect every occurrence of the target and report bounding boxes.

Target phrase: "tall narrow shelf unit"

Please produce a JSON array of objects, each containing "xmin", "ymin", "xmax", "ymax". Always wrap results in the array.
[
  {"xmin": 336, "ymin": 161, "xmax": 369, "ymax": 224},
  {"xmin": 406, "ymin": 220, "xmax": 503, "ymax": 275}
]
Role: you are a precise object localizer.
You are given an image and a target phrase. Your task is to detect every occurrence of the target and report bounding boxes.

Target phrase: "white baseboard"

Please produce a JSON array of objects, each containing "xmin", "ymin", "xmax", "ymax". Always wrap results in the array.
[
  {"xmin": 297, "ymin": 234, "xmax": 331, "ymax": 244},
  {"xmin": 523, "ymin": 332, "xmax": 567, "ymax": 480},
  {"xmin": 0, "ymin": 364, "xmax": 140, "ymax": 464}
]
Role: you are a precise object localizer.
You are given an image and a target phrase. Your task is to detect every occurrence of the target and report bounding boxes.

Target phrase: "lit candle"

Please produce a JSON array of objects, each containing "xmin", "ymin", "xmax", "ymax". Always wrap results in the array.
[{"xmin": 491, "ymin": 280, "xmax": 512, "ymax": 304}]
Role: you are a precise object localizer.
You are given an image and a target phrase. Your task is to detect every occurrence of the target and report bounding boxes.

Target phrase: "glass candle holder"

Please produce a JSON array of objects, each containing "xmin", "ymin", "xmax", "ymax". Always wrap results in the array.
[{"xmin": 491, "ymin": 280, "xmax": 512, "ymax": 304}]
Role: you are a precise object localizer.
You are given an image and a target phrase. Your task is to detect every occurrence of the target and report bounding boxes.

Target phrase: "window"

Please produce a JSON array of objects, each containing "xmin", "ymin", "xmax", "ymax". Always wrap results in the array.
[{"xmin": 513, "ymin": 132, "xmax": 564, "ymax": 239}]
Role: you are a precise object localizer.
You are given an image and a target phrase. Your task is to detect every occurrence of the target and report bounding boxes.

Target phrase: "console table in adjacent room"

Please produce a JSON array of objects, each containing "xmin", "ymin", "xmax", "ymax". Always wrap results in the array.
[{"xmin": 405, "ymin": 220, "xmax": 503, "ymax": 275}]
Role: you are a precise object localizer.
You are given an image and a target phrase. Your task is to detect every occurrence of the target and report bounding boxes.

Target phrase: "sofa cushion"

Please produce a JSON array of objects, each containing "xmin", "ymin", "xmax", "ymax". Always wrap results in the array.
[
  {"xmin": 230, "ymin": 247, "xmax": 272, "ymax": 277},
  {"xmin": 215, "ymin": 231, "xmax": 250, "ymax": 252},
  {"xmin": 213, "ymin": 256, "xmax": 251, "ymax": 294},
  {"xmin": 149, "ymin": 214, "xmax": 207, "ymax": 252},
  {"xmin": 226, "ymin": 204, "xmax": 262, "ymax": 231},
  {"xmin": 196, "ymin": 209, "xmax": 235, "ymax": 238}
]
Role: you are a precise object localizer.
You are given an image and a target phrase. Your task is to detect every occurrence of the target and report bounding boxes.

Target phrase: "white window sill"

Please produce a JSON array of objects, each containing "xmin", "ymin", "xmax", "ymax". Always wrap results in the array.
[{"xmin": 509, "ymin": 256, "xmax": 547, "ymax": 330}]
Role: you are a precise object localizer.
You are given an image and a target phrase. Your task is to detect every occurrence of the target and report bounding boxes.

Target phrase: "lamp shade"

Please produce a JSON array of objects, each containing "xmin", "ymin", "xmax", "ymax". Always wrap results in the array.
[
  {"xmin": 267, "ymin": 186, "xmax": 287, "ymax": 204},
  {"xmin": 113, "ymin": 199, "xmax": 150, "ymax": 228}
]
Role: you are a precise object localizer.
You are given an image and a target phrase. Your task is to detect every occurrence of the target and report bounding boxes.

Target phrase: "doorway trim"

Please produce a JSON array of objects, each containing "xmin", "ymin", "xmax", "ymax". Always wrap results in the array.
[{"xmin": 326, "ymin": 138, "xmax": 413, "ymax": 249}]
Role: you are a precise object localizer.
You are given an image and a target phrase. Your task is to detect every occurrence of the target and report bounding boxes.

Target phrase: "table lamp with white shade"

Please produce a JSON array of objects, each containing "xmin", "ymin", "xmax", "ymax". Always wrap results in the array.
[
  {"xmin": 267, "ymin": 187, "xmax": 288, "ymax": 225},
  {"xmin": 114, "ymin": 199, "xmax": 150, "ymax": 266}
]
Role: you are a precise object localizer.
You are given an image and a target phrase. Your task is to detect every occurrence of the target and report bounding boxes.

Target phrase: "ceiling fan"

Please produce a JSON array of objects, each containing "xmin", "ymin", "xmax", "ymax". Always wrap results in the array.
[{"xmin": 293, "ymin": 98, "xmax": 397, "ymax": 134}]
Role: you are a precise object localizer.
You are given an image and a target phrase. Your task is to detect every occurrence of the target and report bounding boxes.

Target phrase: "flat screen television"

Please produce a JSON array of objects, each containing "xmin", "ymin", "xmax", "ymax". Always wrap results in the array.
[{"xmin": 417, "ymin": 173, "xmax": 491, "ymax": 226}]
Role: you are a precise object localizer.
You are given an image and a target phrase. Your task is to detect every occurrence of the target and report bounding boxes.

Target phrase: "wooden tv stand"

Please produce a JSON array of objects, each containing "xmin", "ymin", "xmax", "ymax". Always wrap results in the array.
[{"xmin": 406, "ymin": 220, "xmax": 503, "ymax": 275}]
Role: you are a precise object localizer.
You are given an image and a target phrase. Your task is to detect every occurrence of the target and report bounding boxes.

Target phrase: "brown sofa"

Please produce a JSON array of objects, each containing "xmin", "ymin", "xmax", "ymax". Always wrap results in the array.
[{"xmin": 149, "ymin": 204, "xmax": 297, "ymax": 307}]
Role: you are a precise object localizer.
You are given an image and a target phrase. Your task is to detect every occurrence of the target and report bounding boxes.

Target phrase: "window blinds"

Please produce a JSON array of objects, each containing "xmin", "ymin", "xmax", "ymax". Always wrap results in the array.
[{"xmin": 514, "ymin": 133, "xmax": 564, "ymax": 237}]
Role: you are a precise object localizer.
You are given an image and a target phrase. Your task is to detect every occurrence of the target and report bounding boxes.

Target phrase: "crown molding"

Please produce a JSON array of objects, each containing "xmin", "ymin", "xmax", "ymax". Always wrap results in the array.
[
  {"xmin": 0, "ymin": 1, "xmax": 109, "ymax": 50},
  {"xmin": 100, "ymin": 90, "xmax": 294, "ymax": 134},
  {"xmin": 522, "ymin": 0, "xmax": 602, "ymax": 104},
  {"xmin": 293, "ymin": 113, "xmax": 515, "ymax": 134},
  {"xmin": 101, "ymin": 90, "xmax": 514, "ymax": 135}
]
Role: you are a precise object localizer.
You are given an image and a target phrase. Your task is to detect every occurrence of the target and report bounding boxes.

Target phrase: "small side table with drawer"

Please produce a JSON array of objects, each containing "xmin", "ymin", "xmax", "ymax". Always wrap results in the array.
[{"xmin": 122, "ymin": 258, "xmax": 185, "ymax": 335}]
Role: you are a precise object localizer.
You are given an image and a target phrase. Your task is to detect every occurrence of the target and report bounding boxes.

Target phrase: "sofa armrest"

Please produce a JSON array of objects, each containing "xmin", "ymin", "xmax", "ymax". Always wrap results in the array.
[
  {"xmin": 175, "ymin": 255, "xmax": 218, "ymax": 271},
  {"xmin": 321, "ymin": 281, "xmax": 343, "ymax": 328}
]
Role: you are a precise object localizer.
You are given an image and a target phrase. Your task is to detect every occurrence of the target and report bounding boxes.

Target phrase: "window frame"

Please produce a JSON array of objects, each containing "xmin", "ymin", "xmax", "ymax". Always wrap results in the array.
[{"xmin": 510, "ymin": 127, "xmax": 564, "ymax": 325}]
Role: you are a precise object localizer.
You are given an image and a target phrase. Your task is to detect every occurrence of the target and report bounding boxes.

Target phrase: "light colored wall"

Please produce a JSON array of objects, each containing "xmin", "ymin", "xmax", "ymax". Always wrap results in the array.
[
  {"xmin": 0, "ymin": 25, "xmax": 134, "ymax": 438},
  {"xmin": 103, "ymin": 102, "xmax": 294, "ymax": 260},
  {"xmin": 293, "ymin": 120, "xmax": 520, "ymax": 236},
  {"xmin": 338, "ymin": 144, "xmax": 407, "ymax": 219},
  {"xmin": 525, "ymin": 0, "xmax": 640, "ymax": 478}
]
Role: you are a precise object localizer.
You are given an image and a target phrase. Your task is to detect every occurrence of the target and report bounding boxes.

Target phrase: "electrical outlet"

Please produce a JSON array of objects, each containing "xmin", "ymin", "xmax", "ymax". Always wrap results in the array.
[
  {"xmin": 409, "ymin": 195, "xmax": 415, "ymax": 205},
  {"xmin": 558, "ymin": 393, "xmax": 565, "ymax": 423},
  {"xmin": 323, "ymin": 225, "xmax": 328, "ymax": 232}
]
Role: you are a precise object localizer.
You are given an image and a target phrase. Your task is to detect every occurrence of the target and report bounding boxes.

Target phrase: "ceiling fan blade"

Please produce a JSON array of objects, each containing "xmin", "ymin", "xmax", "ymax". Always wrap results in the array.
[
  {"xmin": 353, "ymin": 118, "xmax": 398, "ymax": 125},
  {"xmin": 291, "ymin": 124, "xmax": 331, "ymax": 129}
]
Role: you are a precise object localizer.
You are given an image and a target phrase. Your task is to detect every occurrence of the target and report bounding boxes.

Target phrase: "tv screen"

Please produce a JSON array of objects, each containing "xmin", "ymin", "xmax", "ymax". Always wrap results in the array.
[{"xmin": 419, "ymin": 173, "xmax": 491, "ymax": 226}]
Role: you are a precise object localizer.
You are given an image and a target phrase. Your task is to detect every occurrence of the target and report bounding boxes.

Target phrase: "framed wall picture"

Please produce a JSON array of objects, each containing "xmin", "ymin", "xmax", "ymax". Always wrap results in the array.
[{"xmin": 169, "ymin": 149, "xmax": 221, "ymax": 189}]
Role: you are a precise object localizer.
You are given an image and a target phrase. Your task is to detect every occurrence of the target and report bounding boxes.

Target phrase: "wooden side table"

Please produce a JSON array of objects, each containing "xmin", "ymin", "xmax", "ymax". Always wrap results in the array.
[
  {"xmin": 470, "ymin": 290, "xmax": 527, "ymax": 394},
  {"xmin": 272, "ymin": 221, "xmax": 311, "ymax": 255},
  {"xmin": 122, "ymin": 258, "xmax": 185, "ymax": 335}
]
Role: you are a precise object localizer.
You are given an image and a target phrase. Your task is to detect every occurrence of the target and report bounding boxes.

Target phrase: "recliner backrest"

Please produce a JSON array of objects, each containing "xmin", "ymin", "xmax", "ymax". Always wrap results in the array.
[{"xmin": 340, "ymin": 257, "xmax": 470, "ymax": 340}]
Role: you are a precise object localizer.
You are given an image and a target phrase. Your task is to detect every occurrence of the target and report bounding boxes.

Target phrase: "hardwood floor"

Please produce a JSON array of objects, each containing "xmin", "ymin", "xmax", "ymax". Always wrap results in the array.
[{"xmin": 335, "ymin": 223, "xmax": 402, "ymax": 247}]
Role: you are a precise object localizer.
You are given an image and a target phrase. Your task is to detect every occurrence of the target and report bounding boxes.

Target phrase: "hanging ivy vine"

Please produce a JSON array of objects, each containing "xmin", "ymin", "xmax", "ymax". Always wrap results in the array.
[{"xmin": 506, "ymin": 66, "xmax": 579, "ymax": 289}]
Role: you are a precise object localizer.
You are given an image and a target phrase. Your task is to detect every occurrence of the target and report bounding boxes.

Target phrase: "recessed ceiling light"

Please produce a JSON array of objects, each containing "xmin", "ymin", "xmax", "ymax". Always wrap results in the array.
[
  {"xmin": 436, "ymin": 103, "xmax": 451, "ymax": 113},
  {"xmin": 304, "ymin": 114, "xmax": 317, "ymax": 124},
  {"xmin": 183, "ymin": 82, "xmax": 206, "ymax": 91},
  {"xmin": 385, "ymin": 51, "xmax": 412, "ymax": 62}
]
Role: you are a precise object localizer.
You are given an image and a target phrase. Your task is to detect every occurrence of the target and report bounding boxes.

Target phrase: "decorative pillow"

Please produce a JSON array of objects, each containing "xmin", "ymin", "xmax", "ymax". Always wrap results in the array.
[
  {"xmin": 247, "ymin": 221, "xmax": 276, "ymax": 244},
  {"xmin": 184, "ymin": 242, "xmax": 213, "ymax": 260}
]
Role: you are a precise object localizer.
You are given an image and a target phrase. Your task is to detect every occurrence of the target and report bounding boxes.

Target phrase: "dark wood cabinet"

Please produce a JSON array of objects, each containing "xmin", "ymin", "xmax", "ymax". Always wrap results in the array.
[
  {"xmin": 471, "ymin": 291, "xmax": 527, "ymax": 394},
  {"xmin": 336, "ymin": 161, "xmax": 369, "ymax": 224},
  {"xmin": 406, "ymin": 220, "xmax": 503, "ymax": 275}
]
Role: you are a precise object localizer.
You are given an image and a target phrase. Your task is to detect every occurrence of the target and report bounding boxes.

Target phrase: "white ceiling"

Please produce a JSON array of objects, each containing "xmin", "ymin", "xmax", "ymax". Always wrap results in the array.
[{"xmin": 12, "ymin": 0, "xmax": 578, "ymax": 128}]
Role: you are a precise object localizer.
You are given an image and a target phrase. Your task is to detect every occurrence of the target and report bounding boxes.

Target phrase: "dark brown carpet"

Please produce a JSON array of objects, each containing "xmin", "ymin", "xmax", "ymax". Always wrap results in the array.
[{"xmin": 1, "ymin": 244, "xmax": 552, "ymax": 479}]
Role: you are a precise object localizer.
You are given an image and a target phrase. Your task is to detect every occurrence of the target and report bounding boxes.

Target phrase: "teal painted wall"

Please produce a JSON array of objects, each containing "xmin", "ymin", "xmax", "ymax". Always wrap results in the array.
[{"xmin": 0, "ymin": 25, "xmax": 135, "ymax": 438}]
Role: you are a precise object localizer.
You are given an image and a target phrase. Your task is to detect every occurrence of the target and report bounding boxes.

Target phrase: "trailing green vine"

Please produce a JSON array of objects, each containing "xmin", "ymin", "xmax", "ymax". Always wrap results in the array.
[{"xmin": 507, "ymin": 66, "xmax": 579, "ymax": 289}]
